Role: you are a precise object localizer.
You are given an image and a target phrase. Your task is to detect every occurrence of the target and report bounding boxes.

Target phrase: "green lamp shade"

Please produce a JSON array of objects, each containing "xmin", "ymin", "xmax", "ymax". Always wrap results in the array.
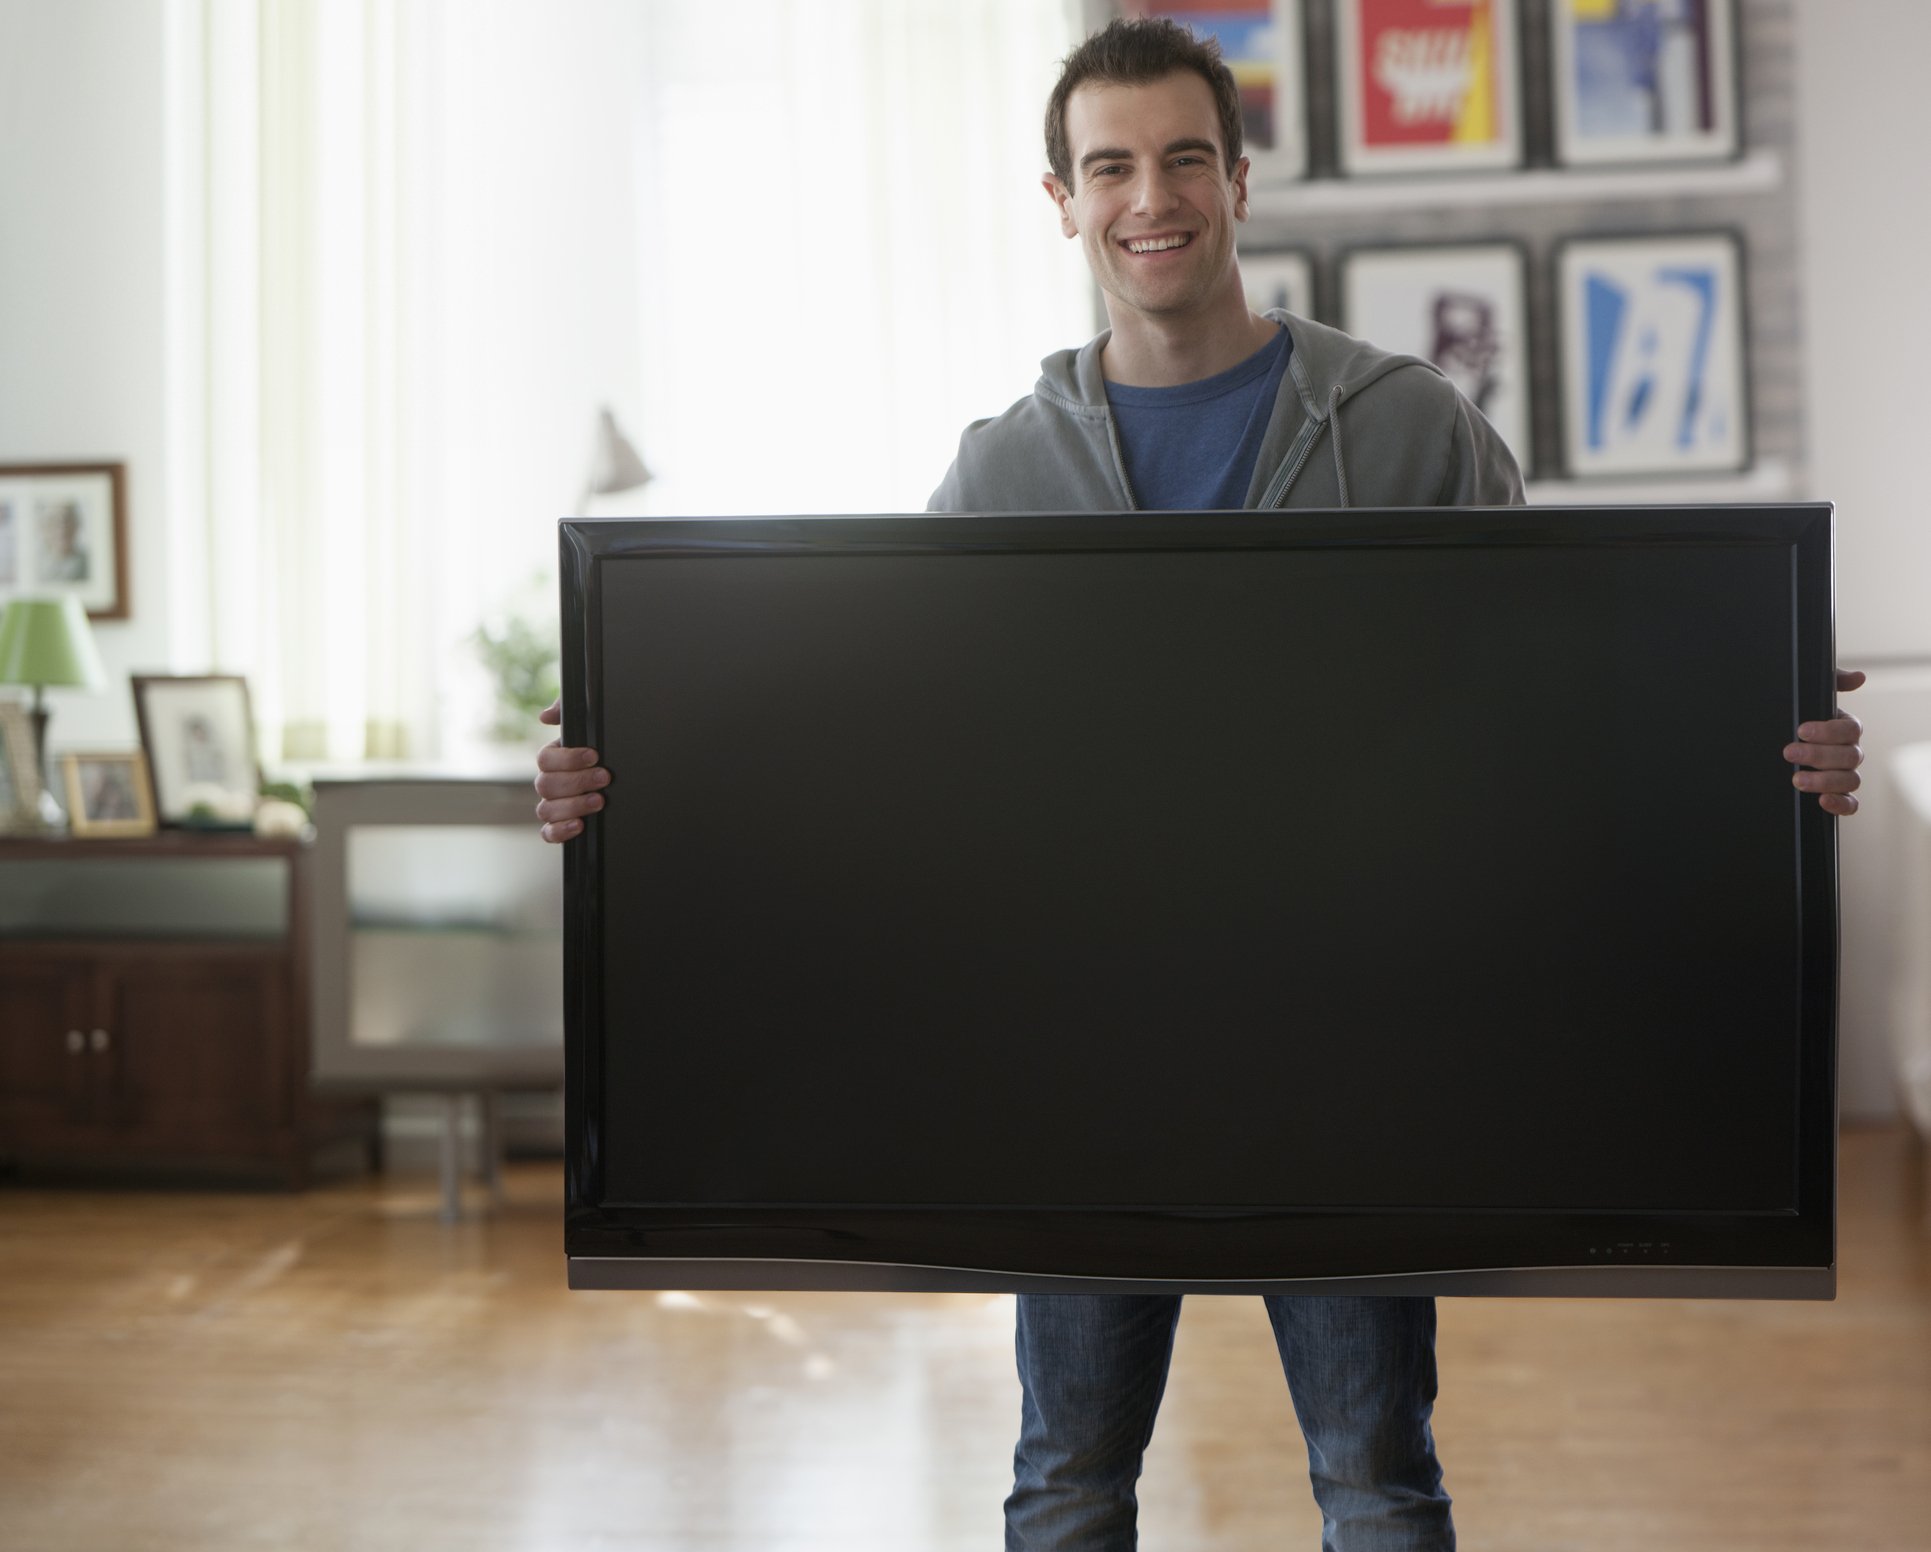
[{"xmin": 0, "ymin": 596, "xmax": 108, "ymax": 690}]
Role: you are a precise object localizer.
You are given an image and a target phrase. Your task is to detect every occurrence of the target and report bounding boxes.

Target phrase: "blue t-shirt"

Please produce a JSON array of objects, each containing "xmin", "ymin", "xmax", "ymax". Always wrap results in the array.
[{"xmin": 1105, "ymin": 325, "xmax": 1292, "ymax": 511}]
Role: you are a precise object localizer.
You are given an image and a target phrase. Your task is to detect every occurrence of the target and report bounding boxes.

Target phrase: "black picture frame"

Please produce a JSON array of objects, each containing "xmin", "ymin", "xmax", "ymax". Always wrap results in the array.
[
  {"xmin": 561, "ymin": 507, "xmax": 1837, "ymax": 1298},
  {"xmin": 1552, "ymin": 229, "xmax": 1753, "ymax": 481},
  {"xmin": 1337, "ymin": 238, "xmax": 1534, "ymax": 476},
  {"xmin": 130, "ymin": 673, "xmax": 263, "ymax": 829},
  {"xmin": 1550, "ymin": 0, "xmax": 1743, "ymax": 170}
]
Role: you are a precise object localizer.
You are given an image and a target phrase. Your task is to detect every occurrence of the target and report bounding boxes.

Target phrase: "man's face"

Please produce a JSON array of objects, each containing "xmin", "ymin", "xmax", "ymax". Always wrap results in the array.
[{"xmin": 1045, "ymin": 71, "xmax": 1249, "ymax": 324}]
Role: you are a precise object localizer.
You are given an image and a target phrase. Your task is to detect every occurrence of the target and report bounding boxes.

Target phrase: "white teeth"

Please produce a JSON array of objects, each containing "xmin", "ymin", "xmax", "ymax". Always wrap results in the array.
[{"xmin": 1127, "ymin": 234, "xmax": 1191, "ymax": 254}]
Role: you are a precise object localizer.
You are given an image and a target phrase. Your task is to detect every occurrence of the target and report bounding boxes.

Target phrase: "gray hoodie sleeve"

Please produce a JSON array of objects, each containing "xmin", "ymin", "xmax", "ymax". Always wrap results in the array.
[{"xmin": 1434, "ymin": 388, "xmax": 1527, "ymax": 509}]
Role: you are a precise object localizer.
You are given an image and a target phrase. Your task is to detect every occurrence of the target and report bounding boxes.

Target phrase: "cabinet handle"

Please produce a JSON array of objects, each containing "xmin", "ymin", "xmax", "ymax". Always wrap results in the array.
[
  {"xmin": 66, "ymin": 1029, "xmax": 84, "ymax": 1054},
  {"xmin": 90, "ymin": 1028, "xmax": 110, "ymax": 1053}
]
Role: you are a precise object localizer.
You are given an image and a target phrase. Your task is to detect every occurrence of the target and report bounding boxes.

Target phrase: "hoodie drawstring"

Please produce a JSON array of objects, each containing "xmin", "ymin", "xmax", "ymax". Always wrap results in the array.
[{"xmin": 1329, "ymin": 385, "xmax": 1349, "ymax": 508}]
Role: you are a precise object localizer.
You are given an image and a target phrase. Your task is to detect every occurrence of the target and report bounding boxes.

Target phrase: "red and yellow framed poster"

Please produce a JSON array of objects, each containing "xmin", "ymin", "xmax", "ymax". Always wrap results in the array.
[
  {"xmin": 1119, "ymin": 1, "xmax": 1307, "ymax": 183},
  {"xmin": 1335, "ymin": 0, "xmax": 1521, "ymax": 176}
]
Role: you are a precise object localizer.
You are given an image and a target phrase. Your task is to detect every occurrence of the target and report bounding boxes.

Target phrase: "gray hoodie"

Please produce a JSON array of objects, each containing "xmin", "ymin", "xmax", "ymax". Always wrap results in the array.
[{"xmin": 928, "ymin": 309, "xmax": 1524, "ymax": 513}]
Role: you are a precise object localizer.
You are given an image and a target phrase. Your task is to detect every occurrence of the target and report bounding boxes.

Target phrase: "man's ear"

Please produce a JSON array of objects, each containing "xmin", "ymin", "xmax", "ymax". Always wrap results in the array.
[
  {"xmin": 1232, "ymin": 155, "xmax": 1252, "ymax": 221},
  {"xmin": 1042, "ymin": 172, "xmax": 1079, "ymax": 238}
]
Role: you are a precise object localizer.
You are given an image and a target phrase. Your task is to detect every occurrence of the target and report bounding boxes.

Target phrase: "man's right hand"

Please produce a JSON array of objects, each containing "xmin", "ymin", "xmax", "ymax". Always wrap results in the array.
[{"xmin": 534, "ymin": 697, "xmax": 610, "ymax": 843}]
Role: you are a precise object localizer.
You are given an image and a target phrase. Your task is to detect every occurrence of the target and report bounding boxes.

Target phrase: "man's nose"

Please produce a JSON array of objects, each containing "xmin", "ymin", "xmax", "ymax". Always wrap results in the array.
[{"xmin": 1129, "ymin": 167, "xmax": 1181, "ymax": 215}]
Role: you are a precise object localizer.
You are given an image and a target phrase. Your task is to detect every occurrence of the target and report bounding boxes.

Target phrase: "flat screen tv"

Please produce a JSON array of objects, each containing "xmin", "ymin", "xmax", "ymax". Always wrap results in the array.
[{"xmin": 560, "ymin": 506, "xmax": 1838, "ymax": 1299}]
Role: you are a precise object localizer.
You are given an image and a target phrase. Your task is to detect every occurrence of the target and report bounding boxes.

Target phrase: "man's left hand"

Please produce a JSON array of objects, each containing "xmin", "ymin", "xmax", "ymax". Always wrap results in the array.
[{"xmin": 1785, "ymin": 668, "xmax": 1867, "ymax": 816}]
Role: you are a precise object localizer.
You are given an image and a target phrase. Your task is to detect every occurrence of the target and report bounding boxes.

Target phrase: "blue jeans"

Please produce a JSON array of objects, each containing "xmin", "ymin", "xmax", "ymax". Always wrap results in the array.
[{"xmin": 1006, "ymin": 1295, "xmax": 1452, "ymax": 1551}]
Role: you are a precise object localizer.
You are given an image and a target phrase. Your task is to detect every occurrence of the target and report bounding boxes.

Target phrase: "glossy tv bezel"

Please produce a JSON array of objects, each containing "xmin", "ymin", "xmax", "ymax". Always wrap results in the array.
[{"xmin": 561, "ymin": 506, "xmax": 1838, "ymax": 1299}]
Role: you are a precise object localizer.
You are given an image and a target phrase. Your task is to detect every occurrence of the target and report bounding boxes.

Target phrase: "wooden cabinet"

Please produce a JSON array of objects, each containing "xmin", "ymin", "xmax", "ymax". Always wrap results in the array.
[{"xmin": 0, "ymin": 834, "xmax": 377, "ymax": 1185}]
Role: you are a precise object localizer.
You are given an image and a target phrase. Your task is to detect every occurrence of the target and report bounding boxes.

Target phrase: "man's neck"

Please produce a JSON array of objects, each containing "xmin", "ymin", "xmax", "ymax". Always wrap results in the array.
[{"xmin": 1099, "ymin": 286, "xmax": 1279, "ymax": 389}]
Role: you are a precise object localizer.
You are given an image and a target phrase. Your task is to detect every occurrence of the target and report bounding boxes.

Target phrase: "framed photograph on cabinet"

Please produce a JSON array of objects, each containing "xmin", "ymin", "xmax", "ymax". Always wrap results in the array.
[
  {"xmin": 1242, "ymin": 248, "xmax": 1317, "ymax": 320},
  {"xmin": 0, "ymin": 462, "xmax": 128, "ymax": 620},
  {"xmin": 131, "ymin": 673, "xmax": 263, "ymax": 828},
  {"xmin": 0, "ymin": 698, "xmax": 42, "ymax": 833},
  {"xmin": 1556, "ymin": 232, "xmax": 1749, "ymax": 478},
  {"xmin": 1118, "ymin": 0, "xmax": 1307, "ymax": 182},
  {"xmin": 62, "ymin": 750, "xmax": 158, "ymax": 839},
  {"xmin": 1341, "ymin": 242, "xmax": 1531, "ymax": 472},
  {"xmin": 1335, "ymin": 0, "xmax": 1522, "ymax": 176},
  {"xmin": 1551, "ymin": 0, "xmax": 1740, "ymax": 167}
]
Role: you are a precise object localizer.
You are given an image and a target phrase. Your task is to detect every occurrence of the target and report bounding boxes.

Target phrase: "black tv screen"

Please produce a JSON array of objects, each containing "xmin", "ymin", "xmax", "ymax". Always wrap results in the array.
[{"xmin": 560, "ymin": 507, "xmax": 1838, "ymax": 1298}]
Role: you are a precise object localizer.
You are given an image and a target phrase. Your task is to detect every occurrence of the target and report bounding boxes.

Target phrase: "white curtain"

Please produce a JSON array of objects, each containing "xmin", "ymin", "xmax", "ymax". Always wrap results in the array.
[
  {"xmin": 635, "ymin": 0, "xmax": 1095, "ymax": 517},
  {"xmin": 168, "ymin": 0, "xmax": 1091, "ymax": 764}
]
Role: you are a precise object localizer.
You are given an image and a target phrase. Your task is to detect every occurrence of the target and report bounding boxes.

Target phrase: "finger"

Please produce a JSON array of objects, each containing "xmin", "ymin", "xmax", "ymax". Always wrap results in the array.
[
  {"xmin": 536, "ymin": 739, "xmax": 601, "ymax": 772},
  {"xmin": 1792, "ymin": 769, "xmax": 1861, "ymax": 795},
  {"xmin": 1783, "ymin": 742, "xmax": 1862, "ymax": 771},
  {"xmin": 1795, "ymin": 714, "xmax": 1861, "ymax": 743},
  {"xmin": 1819, "ymin": 792, "xmax": 1859, "ymax": 817},
  {"xmin": 539, "ymin": 817, "xmax": 584, "ymax": 844},
  {"xmin": 534, "ymin": 767, "xmax": 610, "ymax": 803},
  {"xmin": 1835, "ymin": 669, "xmax": 1867, "ymax": 693},
  {"xmin": 535, "ymin": 791, "xmax": 605, "ymax": 827},
  {"xmin": 539, "ymin": 697, "xmax": 562, "ymax": 726}
]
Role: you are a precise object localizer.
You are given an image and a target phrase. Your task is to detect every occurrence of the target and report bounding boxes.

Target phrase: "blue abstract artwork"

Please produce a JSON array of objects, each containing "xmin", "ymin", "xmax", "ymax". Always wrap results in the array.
[{"xmin": 1562, "ymin": 235, "xmax": 1745, "ymax": 476}]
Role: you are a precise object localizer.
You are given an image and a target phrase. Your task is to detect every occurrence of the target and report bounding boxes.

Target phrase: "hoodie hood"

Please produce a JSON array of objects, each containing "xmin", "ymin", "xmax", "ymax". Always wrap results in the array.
[
  {"xmin": 928, "ymin": 309, "xmax": 1523, "ymax": 515},
  {"xmin": 1035, "ymin": 309, "xmax": 1424, "ymax": 423}
]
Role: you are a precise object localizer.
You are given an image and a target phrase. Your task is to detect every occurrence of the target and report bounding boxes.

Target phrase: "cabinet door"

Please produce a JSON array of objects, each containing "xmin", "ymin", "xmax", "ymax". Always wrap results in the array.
[
  {"xmin": 0, "ymin": 956, "xmax": 94, "ymax": 1137},
  {"xmin": 95, "ymin": 952, "xmax": 290, "ymax": 1150}
]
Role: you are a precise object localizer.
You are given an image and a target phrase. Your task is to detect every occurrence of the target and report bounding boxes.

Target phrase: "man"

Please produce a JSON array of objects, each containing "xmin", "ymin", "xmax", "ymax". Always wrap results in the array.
[{"xmin": 536, "ymin": 18, "xmax": 1865, "ymax": 1548}]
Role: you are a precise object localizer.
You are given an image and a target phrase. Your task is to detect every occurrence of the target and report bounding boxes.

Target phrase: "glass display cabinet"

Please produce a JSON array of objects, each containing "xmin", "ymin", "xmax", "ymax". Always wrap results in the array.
[{"xmin": 309, "ymin": 774, "xmax": 563, "ymax": 1216}]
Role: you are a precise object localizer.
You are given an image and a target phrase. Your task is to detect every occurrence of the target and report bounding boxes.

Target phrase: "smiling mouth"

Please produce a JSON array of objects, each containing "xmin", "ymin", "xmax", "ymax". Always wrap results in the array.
[{"xmin": 1123, "ymin": 233, "xmax": 1194, "ymax": 255}]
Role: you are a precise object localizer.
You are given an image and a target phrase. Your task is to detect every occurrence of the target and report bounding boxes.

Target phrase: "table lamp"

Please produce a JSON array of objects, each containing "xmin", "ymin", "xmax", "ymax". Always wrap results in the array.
[
  {"xmin": 578, "ymin": 405, "xmax": 653, "ymax": 513},
  {"xmin": 0, "ymin": 595, "xmax": 108, "ymax": 827}
]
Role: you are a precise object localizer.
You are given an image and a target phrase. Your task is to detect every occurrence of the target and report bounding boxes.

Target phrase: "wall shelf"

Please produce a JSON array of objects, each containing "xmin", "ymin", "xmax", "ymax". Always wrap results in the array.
[
  {"xmin": 1524, "ymin": 459, "xmax": 1796, "ymax": 508},
  {"xmin": 1249, "ymin": 150, "xmax": 1782, "ymax": 219}
]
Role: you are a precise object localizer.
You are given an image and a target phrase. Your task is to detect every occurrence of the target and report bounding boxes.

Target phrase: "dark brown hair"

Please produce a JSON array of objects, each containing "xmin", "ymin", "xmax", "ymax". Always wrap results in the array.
[{"xmin": 1044, "ymin": 17, "xmax": 1244, "ymax": 188}]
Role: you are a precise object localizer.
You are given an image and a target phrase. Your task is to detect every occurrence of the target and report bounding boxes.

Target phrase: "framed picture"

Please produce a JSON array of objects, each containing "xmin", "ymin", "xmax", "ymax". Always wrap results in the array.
[
  {"xmin": 1551, "ymin": 0, "xmax": 1740, "ymax": 168},
  {"xmin": 1117, "ymin": 1, "xmax": 1307, "ymax": 183},
  {"xmin": 1242, "ymin": 247, "xmax": 1317, "ymax": 319},
  {"xmin": 61, "ymin": 751, "xmax": 158, "ymax": 839},
  {"xmin": 131, "ymin": 674, "xmax": 262, "ymax": 828},
  {"xmin": 0, "ymin": 698, "xmax": 42, "ymax": 833},
  {"xmin": 1340, "ymin": 242, "xmax": 1531, "ymax": 471},
  {"xmin": 0, "ymin": 462, "xmax": 128, "ymax": 620},
  {"xmin": 1556, "ymin": 231, "xmax": 1749, "ymax": 478},
  {"xmin": 1335, "ymin": 0, "xmax": 1523, "ymax": 176}
]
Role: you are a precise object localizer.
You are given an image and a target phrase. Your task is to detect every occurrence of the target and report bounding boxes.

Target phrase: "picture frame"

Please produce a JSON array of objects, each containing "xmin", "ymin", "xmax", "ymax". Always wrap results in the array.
[
  {"xmin": 61, "ymin": 750, "xmax": 158, "ymax": 839},
  {"xmin": 0, "ymin": 462, "xmax": 128, "ymax": 620},
  {"xmin": 1556, "ymin": 231, "xmax": 1750, "ymax": 479},
  {"xmin": 1116, "ymin": 1, "xmax": 1308, "ymax": 183},
  {"xmin": 0, "ymin": 698, "xmax": 42, "ymax": 834},
  {"xmin": 1340, "ymin": 240, "xmax": 1532, "ymax": 472},
  {"xmin": 1551, "ymin": 0, "xmax": 1741, "ymax": 168},
  {"xmin": 1241, "ymin": 247, "xmax": 1317, "ymax": 320},
  {"xmin": 130, "ymin": 674, "xmax": 262, "ymax": 828},
  {"xmin": 1335, "ymin": 0, "xmax": 1523, "ymax": 177}
]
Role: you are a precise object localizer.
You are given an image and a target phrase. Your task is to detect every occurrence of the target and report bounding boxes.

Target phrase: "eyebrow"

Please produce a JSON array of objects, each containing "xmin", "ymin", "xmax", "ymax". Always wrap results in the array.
[{"xmin": 1078, "ymin": 136, "xmax": 1220, "ymax": 171}]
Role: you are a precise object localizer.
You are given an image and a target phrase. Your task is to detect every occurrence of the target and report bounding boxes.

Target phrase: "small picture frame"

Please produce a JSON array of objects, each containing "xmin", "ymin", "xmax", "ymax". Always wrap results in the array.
[
  {"xmin": 1551, "ymin": 0, "xmax": 1740, "ymax": 168},
  {"xmin": 131, "ymin": 674, "xmax": 262, "ymax": 828},
  {"xmin": 0, "ymin": 462, "xmax": 129, "ymax": 620},
  {"xmin": 62, "ymin": 750, "xmax": 158, "ymax": 839},
  {"xmin": 1340, "ymin": 241, "xmax": 1531, "ymax": 472},
  {"xmin": 0, "ymin": 698, "xmax": 43, "ymax": 834},
  {"xmin": 1118, "ymin": 0, "xmax": 1308, "ymax": 183},
  {"xmin": 1556, "ymin": 231, "xmax": 1750, "ymax": 479},
  {"xmin": 1335, "ymin": 0, "xmax": 1523, "ymax": 177},
  {"xmin": 1242, "ymin": 247, "xmax": 1317, "ymax": 320}
]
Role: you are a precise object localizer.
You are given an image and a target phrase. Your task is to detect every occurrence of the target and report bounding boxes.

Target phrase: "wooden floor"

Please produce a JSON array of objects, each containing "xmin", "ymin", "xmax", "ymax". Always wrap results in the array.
[{"xmin": 2, "ymin": 1126, "xmax": 1927, "ymax": 1552}]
